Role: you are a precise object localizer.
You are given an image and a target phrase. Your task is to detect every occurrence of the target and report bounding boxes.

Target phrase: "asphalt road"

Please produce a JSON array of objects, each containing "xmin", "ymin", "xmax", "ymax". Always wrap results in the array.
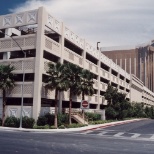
[{"xmin": 0, "ymin": 119, "xmax": 154, "ymax": 154}]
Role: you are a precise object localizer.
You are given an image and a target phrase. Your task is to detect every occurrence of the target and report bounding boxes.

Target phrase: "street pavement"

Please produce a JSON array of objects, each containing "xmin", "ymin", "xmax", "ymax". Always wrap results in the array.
[
  {"xmin": 75, "ymin": 119, "xmax": 154, "ymax": 141},
  {"xmin": 0, "ymin": 119, "xmax": 154, "ymax": 154}
]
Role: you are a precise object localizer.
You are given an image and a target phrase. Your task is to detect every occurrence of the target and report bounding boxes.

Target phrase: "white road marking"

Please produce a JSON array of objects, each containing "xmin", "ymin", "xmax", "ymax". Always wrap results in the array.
[
  {"xmin": 80, "ymin": 130, "xmax": 93, "ymax": 134},
  {"xmin": 131, "ymin": 133, "xmax": 141, "ymax": 138},
  {"xmin": 97, "ymin": 131, "xmax": 108, "ymax": 136},
  {"xmin": 113, "ymin": 132, "xmax": 124, "ymax": 137},
  {"xmin": 150, "ymin": 134, "xmax": 154, "ymax": 139}
]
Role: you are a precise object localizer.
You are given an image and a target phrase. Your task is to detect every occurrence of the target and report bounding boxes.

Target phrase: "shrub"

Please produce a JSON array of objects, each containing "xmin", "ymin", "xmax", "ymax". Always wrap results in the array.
[
  {"xmin": 33, "ymin": 124, "xmax": 50, "ymax": 129},
  {"xmin": 22, "ymin": 116, "xmax": 35, "ymax": 128},
  {"xmin": 89, "ymin": 120, "xmax": 115, "ymax": 125},
  {"xmin": 65, "ymin": 123, "xmax": 87, "ymax": 128},
  {"xmin": 37, "ymin": 113, "xmax": 54, "ymax": 126},
  {"xmin": 50, "ymin": 126, "xmax": 57, "ymax": 129},
  {"xmin": 85, "ymin": 112, "xmax": 101, "ymax": 121},
  {"xmin": 105, "ymin": 107, "xmax": 118, "ymax": 120},
  {"xmin": 37, "ymin": 113, "xmax": 69, "ymax": 127},
  {"xmin": 37, "ymin": 115, "xmax": 48, "ymax": 126},
  {"xmin": 58, "ymin": 114, "xmax": 69, "ymax": 126},
  {"xmin": 4, "ymin": 116, "xmax": 20, "ymax": 128},
  {"xmin": 44, "ymin": 113, "xmax": 54, "ymax": 126},
  {"xmin": 133, "ymin": 104, "xmax": 147, "ymax": 118},
  {"xmin": 58, "ymin": 125, "xmax": 65, "ymax": 129}
]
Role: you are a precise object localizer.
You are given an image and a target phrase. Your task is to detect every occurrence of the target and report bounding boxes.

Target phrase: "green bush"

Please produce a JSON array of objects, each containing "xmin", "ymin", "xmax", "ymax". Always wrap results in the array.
[
  {"xmin": 33, "ymin": 124, "xmax": 50, "ymax": 129},
  {"xmin": 50, "ymin": 126, "xmax": 57, "ymax": 129},
  {"xmin": 85, "ymin": 112, "xmax": 101, "ymax": 121},
  {"xmin": 37, "ymin": 113, "xmax": 69, "ymax": 127},
  {"xmin": 22, "ymin": 116, "xmax": 35, "ymax": 128},
  {"xmin": 37, "ymin": 116, "xmax": 48, "ymax": 126},
  {"xmin": 44, "ymin": 113, "xmax": 54, "ymax": 126},
  {"xmin": 133, "ymin": 103, "xmax": 147, "ymax": 118},
  {"xmin": 4, "ymin": 116, "xmax": 20, "ymax": 128},
  {"xmin": 66, "ymin": 123, "xmax": 87, "ymax": 128},
  {"xmin": 89, "ymin": 120, "xmax": 115, "ymax": 125},
  {"xmin": 106, "ymin": 107, "xmax": 118, "ymax": 120},
  {"xmin": 58, "ymin": 125, "xmax": 65, "ymax": 129},
  {"xmin": 58, "ymin": 114, "xmax": 69, "ymax": 126}
]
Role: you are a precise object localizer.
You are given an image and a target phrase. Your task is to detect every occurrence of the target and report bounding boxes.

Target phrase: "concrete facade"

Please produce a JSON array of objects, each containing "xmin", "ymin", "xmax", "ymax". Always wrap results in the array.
[{"xmin": 0, "ymin": 7, "xmax": 153, "ymax": 120}]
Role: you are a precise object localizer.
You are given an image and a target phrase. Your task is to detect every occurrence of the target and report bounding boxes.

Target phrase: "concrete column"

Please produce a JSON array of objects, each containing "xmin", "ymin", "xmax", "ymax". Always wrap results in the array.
[
  {"xmin": 97, "ymin": 50, "xmax": 101, "ymax": 110},
  {"xmin": 144, "ymin": 53, "xmax": 147, "ymax": 87},
  {"xmin": 33, "ymin": 7, "xmax": 46, "ymax": 120},
  {"xmin": 125, "ymin": 59, "xmax": 126, "ymax": 71},
  {"xmin": 152, "ymin": 52, "xmax": 154, "ymax": 91},
  {"xmin": 101, "ymin": 109, "xmax": 106, "ymax": 120},
  {"xmin": 3, "ymin": 29, "xmax": 12, "ymax": 59},
  {"xmin": 83, "ymin": 39, "xmax": 86, "ymax": 69},
  {"xmin": 58, "ymin": 22, "xmax": 65, "ymax": 113},
  {"xmin": 120, "ymin": 59, "xmax": 122, "ymax": 67},
  {"xmin": 129, "ymin": 58, "xmax": 131, "ymax": 74},
  {"xmin": 134, "ymin": 58, "xmax": 136, "ymax": 76}
]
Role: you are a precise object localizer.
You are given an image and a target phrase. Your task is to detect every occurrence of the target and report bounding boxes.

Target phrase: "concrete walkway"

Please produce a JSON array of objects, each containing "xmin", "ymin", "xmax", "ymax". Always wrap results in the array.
[{"xmin": 0, "ymin": 118, "xmax": 146, "ymax": 133}]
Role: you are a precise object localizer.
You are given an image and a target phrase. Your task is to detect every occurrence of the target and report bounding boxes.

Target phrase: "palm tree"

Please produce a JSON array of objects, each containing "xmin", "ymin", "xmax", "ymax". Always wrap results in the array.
[
  {"xmin": 0, "ymin": 65, "xmax": 15, "ymax": 126},
  {"xmin": 45, "ymin": 62, "xmax": 68, "ymax": 128},
  {"xmin": 63, "ymin": 63, "xmax": 82, "ymax": 124},
  {"xmin": 79, "ymin": 69, "xmax": 95, "ymax": 100}
]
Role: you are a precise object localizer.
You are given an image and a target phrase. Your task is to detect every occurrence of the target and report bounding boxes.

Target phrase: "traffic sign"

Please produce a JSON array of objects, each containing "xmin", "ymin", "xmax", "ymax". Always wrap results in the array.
[{"xmin": 81, "ymin": 100, "xmax": 89, "ymax": 109}]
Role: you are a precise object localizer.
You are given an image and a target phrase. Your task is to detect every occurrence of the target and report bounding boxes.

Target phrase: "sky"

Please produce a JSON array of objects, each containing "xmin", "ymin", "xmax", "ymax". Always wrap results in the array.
[{"xmin": 1, "ymin": 0, "xmax": 154, "ymax": 48}]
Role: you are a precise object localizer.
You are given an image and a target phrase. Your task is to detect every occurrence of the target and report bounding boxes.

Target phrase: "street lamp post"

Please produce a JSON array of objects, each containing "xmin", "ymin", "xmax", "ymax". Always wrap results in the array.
[{"xmin": 0, "ymin": 30, "xmax": 26, "ymax": 128}]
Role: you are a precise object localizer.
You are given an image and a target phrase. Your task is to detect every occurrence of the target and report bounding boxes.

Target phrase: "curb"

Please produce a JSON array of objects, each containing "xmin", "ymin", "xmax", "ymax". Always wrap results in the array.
[
  {"xmin": 81, "ymin": 119, "xmax": 145, "ymax": 132},
  {"xmin": 0, "ymin": 119, "xmax": 147, "ymax": 133}
]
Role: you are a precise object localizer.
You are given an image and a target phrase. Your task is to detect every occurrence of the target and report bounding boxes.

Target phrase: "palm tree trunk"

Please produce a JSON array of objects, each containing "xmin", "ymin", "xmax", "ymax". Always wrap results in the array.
[
  {"xmin": 82, "ymin": 91, "xmax": 85, "ymax": 119},
  {"xmin": 69, "ymin": 90, "xmax": 72, "ymax": 125},
  {"xmin": 54, "ymin": 89, "xmax": 58, "ymax": 128},
  {"xmin": 82, "ymin": 91, "xmax": 85, "ymax": 100},
  {"xmin": 2, "ymin": 90, "xmax": 6, "ymax": 126}
]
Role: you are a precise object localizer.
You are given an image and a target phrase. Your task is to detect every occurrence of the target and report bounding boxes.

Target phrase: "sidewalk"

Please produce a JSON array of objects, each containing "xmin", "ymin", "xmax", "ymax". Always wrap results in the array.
[{"xmin": 0, "ymin": 118, "xmax": 146, "ymax": 133}]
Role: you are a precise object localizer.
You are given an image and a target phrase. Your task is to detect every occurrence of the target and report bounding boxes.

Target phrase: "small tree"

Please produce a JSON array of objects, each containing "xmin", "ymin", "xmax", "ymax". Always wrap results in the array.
[
  {"xmin": 0, "ymin": 65, "xmax": 15, "ymax": 126},
  {"xmin": 45, "ymin": 62, "xmax": 68, "ymax": 128},
  {"xmin": 104, "ymin": 84, "xmax": 132, "ymax": 120}
]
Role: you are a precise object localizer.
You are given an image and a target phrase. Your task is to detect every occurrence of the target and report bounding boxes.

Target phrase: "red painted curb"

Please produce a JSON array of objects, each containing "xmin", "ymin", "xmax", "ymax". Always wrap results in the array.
[{"xmin": 82, "ymin": 119, "xmax": 143, "ymax": 132}]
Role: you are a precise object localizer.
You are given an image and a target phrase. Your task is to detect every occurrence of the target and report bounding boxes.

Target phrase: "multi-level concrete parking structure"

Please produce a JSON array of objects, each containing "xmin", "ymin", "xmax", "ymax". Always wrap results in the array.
[{"xmin": 0, "ymin": 7, "xmax": 154, "ymax": 120}]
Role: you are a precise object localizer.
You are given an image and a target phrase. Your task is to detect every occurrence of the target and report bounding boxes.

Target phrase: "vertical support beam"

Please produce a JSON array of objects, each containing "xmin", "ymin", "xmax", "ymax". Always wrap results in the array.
[
  {"xmin": 153, "ymin": 53, "xmax": 154, "ymax": 92},
  {"xmin": 120, "ymin": 58, "xmax": 122, "ymax": 67},
  {"xmin": 58, "ymin": 22, "xmax": 65, "ymax": 113},
  {"xmin": 97, "ymin": 50, "xmax": 101, "ymax": 110},
  {"xmin": 3, "ymin": 29, "xmax": 12, "ymax": 59},
  {"xmin": 134, "ymin": 58, "xmax": 136, "ymax": 76},
  {"xmin": 125, "ymin": 58, "xmax": 126, "ymax": 71},
  {"xmin": 129, "ymin": 58, "xmax": 131, "ymax": 74},
  {"xmin": 144, "ymin": 52, "xmax": 147, "ymax": 87},
  {"xmin": 33, "ymin": 7, "xmax": 46, "ymax": 120},
  {"xmin": 115, "ymin": 58, "xmax": 117, "ymax": 65},
  {"xmin": 139, "ymin": 53, "xmax": 142, "ymax": 80}
]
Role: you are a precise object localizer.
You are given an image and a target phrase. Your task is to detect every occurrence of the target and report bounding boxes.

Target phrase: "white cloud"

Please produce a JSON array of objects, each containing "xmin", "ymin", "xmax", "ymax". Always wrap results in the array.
[{"xmin": 10, "ymin": 0, "xmax": 154, "ymax": 48}]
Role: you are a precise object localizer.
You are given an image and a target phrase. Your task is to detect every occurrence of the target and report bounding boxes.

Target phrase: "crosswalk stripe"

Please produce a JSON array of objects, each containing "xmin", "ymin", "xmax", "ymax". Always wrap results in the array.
[
  {"xmin": 97, "ymin": 131, "xmax": 108, "ymax": 136},
  {"xmin": 113, "ymin": 132, "xmax": 124, "ymax": 137},
  {"xmin": 131, "ymin": 133, "xmax": 141, "ymax": 138},
  {"xmin": 80, "ymin": 130, "xmax": 93, "ymax": 134},
  {"xmin": 150, "ymin": 134, "xmax": 154, "ymax": 139}
]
